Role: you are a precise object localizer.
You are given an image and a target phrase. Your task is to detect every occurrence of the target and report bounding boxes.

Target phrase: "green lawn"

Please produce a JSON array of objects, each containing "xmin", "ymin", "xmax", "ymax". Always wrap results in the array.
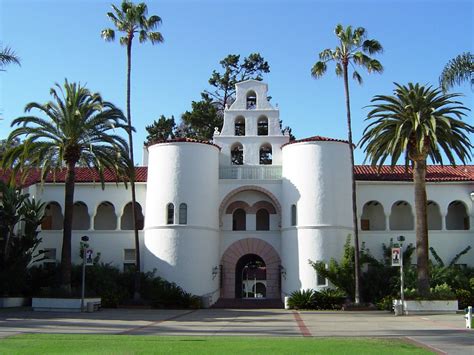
[{"xmin": 0, "ymin": 334, "xmax": 433, "ymax": 354}]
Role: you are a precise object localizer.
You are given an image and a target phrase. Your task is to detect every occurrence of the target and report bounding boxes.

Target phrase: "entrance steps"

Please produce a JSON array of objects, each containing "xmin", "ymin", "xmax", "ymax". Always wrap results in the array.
[{"xmin": 211, "ymin": 298, "xmax": 284, "ymax": 309}]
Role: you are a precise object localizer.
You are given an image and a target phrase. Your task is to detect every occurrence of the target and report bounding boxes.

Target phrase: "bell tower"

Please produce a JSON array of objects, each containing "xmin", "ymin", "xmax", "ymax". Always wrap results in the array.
[{"xmin": 213, "ymin": 80, "xmax": 289, "ymax": 166}]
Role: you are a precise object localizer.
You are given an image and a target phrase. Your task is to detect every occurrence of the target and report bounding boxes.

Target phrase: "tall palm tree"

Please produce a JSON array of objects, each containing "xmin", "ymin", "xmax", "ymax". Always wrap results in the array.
[
  {"xmin": 311, "ymin": 24, "xmax": 383, "ymax": 303},
  {"xmin": 439, "ymin": 52, "xmax": 473, "ymax": 92},
  {"xmin": 0, "ymin": 46, "xmax": 20, "ymax": 71},
  {"xmin": 102, "ymin": 0, "xmax": 163, "ymax": 300},
  {"xmin": 2, "ymin": 80, "xmax": 130, "ymax": 291},
  {"xmin": 359, "ymin": 83, "xmax": 473, "ymax": 296}
]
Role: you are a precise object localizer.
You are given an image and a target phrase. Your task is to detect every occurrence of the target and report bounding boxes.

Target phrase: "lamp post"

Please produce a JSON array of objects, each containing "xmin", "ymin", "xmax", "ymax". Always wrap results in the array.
[
  {"xmin": 397, "ymin": 235, "xmax": 405, "ymax": 314},
  {"xmin": 80, "ymin": 235, "xmax": 89, "ymax": 312}
]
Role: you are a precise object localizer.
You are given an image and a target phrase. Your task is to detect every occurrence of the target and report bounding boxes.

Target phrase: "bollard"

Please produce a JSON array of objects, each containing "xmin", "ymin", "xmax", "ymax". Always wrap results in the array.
[
  {"xmin": 284, "ymin": 296, "xmax": 290, "ymax": 310},
  {"xmin": 87, "ymin": 302, "xmax": 94, "ymax": 313},
  {"xmin": 464, "ymin": 306, "xmax": 472, "ymax": 329}
]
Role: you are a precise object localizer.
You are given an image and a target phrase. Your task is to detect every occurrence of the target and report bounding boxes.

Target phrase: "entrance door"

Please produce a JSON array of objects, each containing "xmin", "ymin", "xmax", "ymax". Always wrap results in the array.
[{"xmin": 235, "ymin": 254, "xmax": 267, "ymax": 298}]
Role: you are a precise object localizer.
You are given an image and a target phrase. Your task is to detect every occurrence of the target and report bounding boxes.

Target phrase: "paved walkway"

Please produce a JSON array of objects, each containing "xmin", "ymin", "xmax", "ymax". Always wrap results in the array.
[{"xmin": 0, "ymin": 308, "xmax": 472, "ymax": 354}]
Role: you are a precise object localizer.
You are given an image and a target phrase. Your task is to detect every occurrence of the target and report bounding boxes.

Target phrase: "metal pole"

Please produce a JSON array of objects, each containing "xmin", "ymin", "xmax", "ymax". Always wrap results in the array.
[
  {"xmin": 81, "ymin": 246, "xmax": 86, "ymax": 312},
  {"xmin": 400, "ymin": 242, "xmax": 404, "ymax": 315}
]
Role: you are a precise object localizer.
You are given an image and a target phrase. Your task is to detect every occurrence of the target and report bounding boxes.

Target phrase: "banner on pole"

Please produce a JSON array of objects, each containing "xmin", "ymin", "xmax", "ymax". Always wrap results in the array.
[
  {"xmin": 391, "ymin": 247, "xmax": 401, "ymax": 266},
  {"xmin": 85, "ymin": 249, "xmax": 94, "ymax": 266}
]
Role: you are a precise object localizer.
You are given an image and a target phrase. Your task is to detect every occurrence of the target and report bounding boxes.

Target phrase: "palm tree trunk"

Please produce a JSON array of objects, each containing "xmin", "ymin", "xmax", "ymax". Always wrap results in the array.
[
  {"xmin": 61, "ymin": 162, "xmax": 76, "ymax": 292},
  {"xmin": 343, "ymin": 61, "xmax": 361, "ymax": 304},
  {"xmin": 126, "ymin": 36, "xmax": 142, "ymax": 301},
  {"xmin": 413, "ymin": 159, "xmax": 430, "ymax": 296}
]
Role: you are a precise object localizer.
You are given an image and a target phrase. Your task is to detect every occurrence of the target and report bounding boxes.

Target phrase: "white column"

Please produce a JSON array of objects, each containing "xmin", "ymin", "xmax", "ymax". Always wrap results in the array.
[{"xmin": 385, "ymin": 214, "xmax": 390, "ymax": 231}]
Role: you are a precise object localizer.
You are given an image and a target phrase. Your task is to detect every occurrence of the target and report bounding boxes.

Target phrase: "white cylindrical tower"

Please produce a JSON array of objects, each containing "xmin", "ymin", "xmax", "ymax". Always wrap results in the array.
[
  {"xmin": 144, "ymin": 140, "xmax": 220, "ymax": 297},
  {"xmin": 281, "ymin": 138, "xmax": 353, "ymax": 294}
]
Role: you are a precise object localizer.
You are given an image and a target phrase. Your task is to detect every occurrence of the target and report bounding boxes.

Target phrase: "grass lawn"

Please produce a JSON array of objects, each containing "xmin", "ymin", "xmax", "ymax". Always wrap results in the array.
[{"xmin": 0, "ymin": 334, "xmax": 433, "ymax": 354}]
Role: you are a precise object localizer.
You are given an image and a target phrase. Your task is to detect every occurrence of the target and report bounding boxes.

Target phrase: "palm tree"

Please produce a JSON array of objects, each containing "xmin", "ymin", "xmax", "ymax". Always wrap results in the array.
[
  {"xmin": 439, "ymin": 52, "xmax": 473, "ymax": 92},
  {"xmin": 359, "ymin": 83, "xmax": 473, "ymax": 296},
  {"xmin": 311, "ymin": 24, "xmax": 383, "ymax": 303},
  {"xmin": 2, "ymin": 80, "xmax": 130, "ymax": 291},
  {"xmin": 0, "ymin": 46, "xmax": 20, "ymax": 71},
  {"xmin": 102, "ymin": 0, "xmax": 163, "ymax": 300}
]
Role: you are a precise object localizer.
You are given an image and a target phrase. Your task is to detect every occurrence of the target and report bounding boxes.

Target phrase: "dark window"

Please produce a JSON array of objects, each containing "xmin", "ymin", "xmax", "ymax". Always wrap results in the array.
[
  {"xmin": 234, "ymin": 117, "xmax": 245, "ymax": 136},
  {"xmin": 257, "ymin": 116, "xmax": 268, "ymax": 135},
  {"xmin": 259, "ymin": 144, "xmax": 272, "ymax": 165},
  {"xmin": 167, "ymin": 203, "xmax": 174, "ymax": 224},
  {"xmin": 231, "ymin": 144, "xmax": 244, "ymax": 165},
  {"xmin": 246, "ymin": 90, "xmax": 257, "ymax": 109},
  {"xmin": 291, "ymin": 204, "xmax": 297, "ymax": 226},
  {"xmin": 232, "ymin": 209, "xmax": 246, "ymax": 231},
  {"xmin": 256, "ymin": 209, "xmax": 270, "ymax": 230},
  {"xmin": 179, "ymin": 203, "xmax": 187, "ymax": 224}
]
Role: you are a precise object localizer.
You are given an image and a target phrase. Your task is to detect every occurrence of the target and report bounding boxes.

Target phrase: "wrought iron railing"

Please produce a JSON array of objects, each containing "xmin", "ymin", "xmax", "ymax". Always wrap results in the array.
[{"xmin": 219, "ymin": 166, "xmax": 282, "ymax": 180}]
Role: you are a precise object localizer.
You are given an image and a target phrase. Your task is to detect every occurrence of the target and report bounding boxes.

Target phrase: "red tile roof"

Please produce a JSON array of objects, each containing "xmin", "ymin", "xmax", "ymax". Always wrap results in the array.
[
  {"xmin": 146, "ymin": 137, "xmax": 221, "ymax": 150},
  {"xmin": 0, "ymin": 167, "xmax": 148, "ymax": 188},
  {"xmin": 282, "ymin": 135, "xmax": 351, "ymax": 148},
  {"xmin": 1, "ymin": 165, "xmax": 473, "ymax": 187},
  {"xmin": 354, "ymin": 165, "xmax": 474, "ymax": 182}
]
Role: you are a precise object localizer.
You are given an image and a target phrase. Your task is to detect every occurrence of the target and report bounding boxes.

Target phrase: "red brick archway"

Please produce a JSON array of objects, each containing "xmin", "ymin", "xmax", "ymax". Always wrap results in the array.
[{"xmin": 221, "ymin": 238, "xmax": 281, "ymax": 299}]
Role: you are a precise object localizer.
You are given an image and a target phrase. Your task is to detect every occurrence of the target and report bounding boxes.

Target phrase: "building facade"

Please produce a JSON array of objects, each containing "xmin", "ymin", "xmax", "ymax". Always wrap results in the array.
[{"xmin": 17, "ymin": 80, "xmax": 474, "ymax": 305}]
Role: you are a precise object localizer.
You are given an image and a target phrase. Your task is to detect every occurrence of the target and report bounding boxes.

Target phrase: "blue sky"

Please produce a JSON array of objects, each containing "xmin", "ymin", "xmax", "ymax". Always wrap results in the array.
[{"xmin": 1, "ymin": 0, "xmax": 472, "ymax": 164}]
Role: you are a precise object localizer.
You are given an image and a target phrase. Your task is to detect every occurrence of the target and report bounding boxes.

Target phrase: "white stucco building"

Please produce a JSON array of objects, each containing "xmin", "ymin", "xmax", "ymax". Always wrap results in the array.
[{"xmin": 10, "ymin": 80, "xmax": 474, "ymax": 305}]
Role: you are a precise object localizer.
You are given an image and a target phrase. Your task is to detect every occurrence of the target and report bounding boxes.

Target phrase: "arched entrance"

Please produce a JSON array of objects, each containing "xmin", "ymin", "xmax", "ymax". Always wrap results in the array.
[
  {"xmin": 236, "ymin": 254, "xmax": 266, "ymax": 298},
  {"xmin": 221, "ymin": 238, "xmax": 281, "ymax": 299}
]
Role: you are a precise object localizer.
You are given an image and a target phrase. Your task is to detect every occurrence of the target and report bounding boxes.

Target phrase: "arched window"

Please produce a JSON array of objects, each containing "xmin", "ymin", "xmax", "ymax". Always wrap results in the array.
[
  {"xmin": 232, "ymin": 208, "xmax": 246, "ymax": 231},
  {"xmin": 446, "ymin": 201, "xmax": 469, "ymax": 230},
  {"xmin": 167, "ymin": 203, "xmax": 174, "ymax": 225},
  {"xmin": 72, "ymin": 202, "xmax": 90, "ymax": 230},
  {"xmin": 361, "ymin": 201, "xmax": 385, "ymax": 230},
  {"xmin": 256, "ymin": 209, "xmax": 270, "ymax": 231},
  {"xmin": 121, "ymin": 202, "xmax": 144, "ymax": 230},
  {"xmin": 246, "ymin": 90, "xmax": 257, "ymax": 109},
  {"xmin": 259, "ymin": 144, "xmax": 272, "ymax": 165},
  {"xmin": 42, "ymin": 202, "xmax": 63, "ymax": 230},
  {"xmin": 94, "ymin": 202, "xmax": 117, "ymax": 230},
  {"xmin": 257, "ymin": 116, "xmax": 268, "ymax": 136},
  {"xmin": 389, "ymin": 201, "xmax": 414, "ymax": 230},
  {"xmin": 291, "ymin": 204, "xmax": 297, "ymax": 226},
  {"xmin": 179, "ymin": 203, "xmax": 187, "ymax": 224},
  {"xmin": 234, "ymin": 116, "xmax": 245, "ymax": 136},
  {"xmin": 231, "ymin": 143, "xmax": 244, "ymax": 165},
  {"xmin": 427, "ymin": 201, "xmax": 442, "ymax": 230}
]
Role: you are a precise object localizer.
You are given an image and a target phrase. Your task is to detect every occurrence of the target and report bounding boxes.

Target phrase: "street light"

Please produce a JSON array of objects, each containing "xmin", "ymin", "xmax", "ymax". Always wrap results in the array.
[
  {"xmin": 81, "ymin": 235, "xmax": 89, "ymax": 312},
  {"xmin": 397, "ymin": 235, "xmax": 405, "ymax": 315}
]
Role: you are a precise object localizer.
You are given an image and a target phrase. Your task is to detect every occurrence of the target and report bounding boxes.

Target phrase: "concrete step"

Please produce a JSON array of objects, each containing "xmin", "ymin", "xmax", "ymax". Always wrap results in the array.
[{"xmin": 211, "ymin": 298, "xmax": 284, "ymax": 309}]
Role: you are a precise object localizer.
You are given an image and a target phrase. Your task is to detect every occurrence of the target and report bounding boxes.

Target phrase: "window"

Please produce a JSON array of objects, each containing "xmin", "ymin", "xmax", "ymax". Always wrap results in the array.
[
  {"xmin": 231, "ymin": 143, "xmax": 244, "ymax": 165},
  {"xmin": 232, "ymin": 209, "xmax": 246, "ymax": 231},
  {"xmin": 246, "ymin": 90, "xmax": 257, "ymax": 109},
  {"xmin": 389, "ymin": 201, "xmax": 414, "ymax": 230},
  {"xmin": 291, "ymin": 204, "xmax": 297, "ymax": 226},
  {"xmin": 256, "ymin": 209, "xmax": 270, "ymax": 231},
  {"xmin": 259, "ymin": 144, "xmax": 272, "ymax": 165},
  {"xmin": 42, "ymin": 202, "xmax": 63, "ymax": 230},
  {"xmin": 179, "ymin": 203, "xmax": 187, "ymax": 224},
  {"xmin": 121, "ymin": 202, "xmax": 144, "ymax": 230},
  {"xmin": 167, "ymin": 203, "xmax": 174, "ymax": 224},
  {"xmin": 257, "ymin": 116, "xmax": 268, "ymax": 136},
  {"xmin": 123, "ymin": 249, "xmax": 136, "ymax": 272},
  {"xmin": 446, "ymin": 201, "xmax": 469, "ymax": 230},
  {"xmin": 234, "ymin": 116, "xmax": 245, "ymax": 136}
]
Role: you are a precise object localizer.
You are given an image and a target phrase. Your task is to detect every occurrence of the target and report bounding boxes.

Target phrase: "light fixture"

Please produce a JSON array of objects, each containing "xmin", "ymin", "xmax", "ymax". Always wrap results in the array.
[
  {"xmin": 470, "ymin": 191, "xmax": 474, "ymax": 202},
  {"xmin": 212, "ymin": 266, "xmax": 219, "ymax": 279},
  {"xmin": 279, "ymin": 265, "xmax": 286, "ymax": 280}
]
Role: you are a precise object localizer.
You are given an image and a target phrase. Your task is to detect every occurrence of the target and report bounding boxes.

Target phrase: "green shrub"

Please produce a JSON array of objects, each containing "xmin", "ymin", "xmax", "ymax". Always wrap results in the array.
[
  {"xmin": 287, "ymin": 289, "xmax": 316, "ymax": 309},
  {"xmin": 455, "ymin": 289, "xmax": 474, "ymax": 309},
  {"xmin": 314, "ymin": 288, "xmax": 346, "ymax": 310},
  {"xmin": 431, "ymin": 283, "xmax": 455, "ymax": 300},
  {"xmin": 376, "ymin": 295, "xmax": 393, "ymax": 310}
]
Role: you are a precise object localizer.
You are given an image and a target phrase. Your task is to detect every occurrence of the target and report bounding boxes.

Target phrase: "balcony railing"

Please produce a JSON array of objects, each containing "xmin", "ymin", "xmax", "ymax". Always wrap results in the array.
[{"xmin": 219, "ymin": 166, "xmax": 282, "ymax": 180}]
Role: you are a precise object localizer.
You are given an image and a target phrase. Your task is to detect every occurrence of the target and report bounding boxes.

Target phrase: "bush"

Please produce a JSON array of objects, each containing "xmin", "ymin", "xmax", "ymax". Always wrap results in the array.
[
  {"xmin": 314, "ymin": 288, "xmax": 346, "ymax": 310},
  {"xmin": 456, "ymin": 289, "xmax": 474, "ymax": 309},
  {"xmin": 431, "ymin": 283, "xmax": 455, "ymax": 300},
  {"xmin": 376, "ymin": 296, "xmax": 393, "ymax": 310},
  {"xmin": 287, "ymin": 289, "xmax": 316, "ymax": 309}
]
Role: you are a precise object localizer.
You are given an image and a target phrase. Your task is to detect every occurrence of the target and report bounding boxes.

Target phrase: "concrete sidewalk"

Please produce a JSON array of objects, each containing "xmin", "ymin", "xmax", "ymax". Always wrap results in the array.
[{"xmin": 0, "ymin": 308, "xmax": 472, "ymax": 354}]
